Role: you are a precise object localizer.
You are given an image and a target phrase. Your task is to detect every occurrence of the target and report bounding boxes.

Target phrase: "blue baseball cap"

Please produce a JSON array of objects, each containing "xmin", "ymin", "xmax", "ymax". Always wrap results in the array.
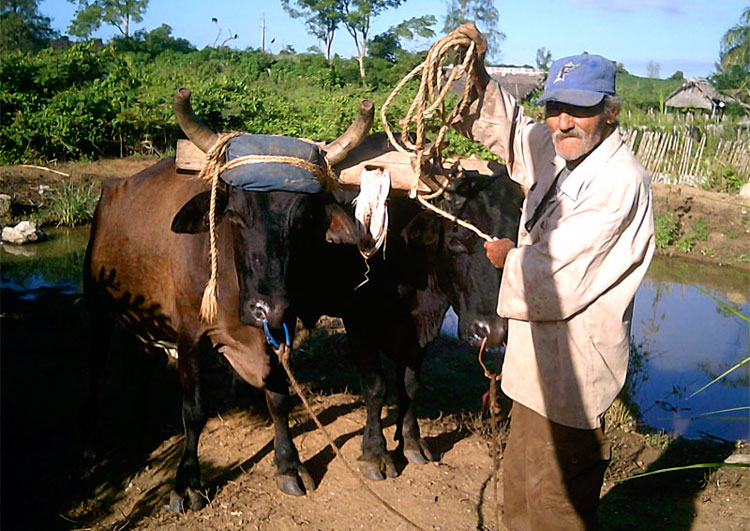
[{"xmin": 535, "ymin": 52, "xmax": 616, "ymax": 107}]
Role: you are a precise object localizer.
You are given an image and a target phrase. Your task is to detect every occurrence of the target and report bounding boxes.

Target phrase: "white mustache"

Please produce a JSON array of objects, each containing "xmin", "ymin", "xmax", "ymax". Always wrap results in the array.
[{"xmin": 552, "ymin": 129, "xmax": 583, "ymax": 142}]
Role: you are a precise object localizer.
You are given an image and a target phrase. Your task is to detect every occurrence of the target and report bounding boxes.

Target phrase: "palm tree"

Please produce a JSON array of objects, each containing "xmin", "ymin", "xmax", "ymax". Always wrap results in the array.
[{"xmin": 720, "ymin": 7, "xmax": 750, "ymax": 72}]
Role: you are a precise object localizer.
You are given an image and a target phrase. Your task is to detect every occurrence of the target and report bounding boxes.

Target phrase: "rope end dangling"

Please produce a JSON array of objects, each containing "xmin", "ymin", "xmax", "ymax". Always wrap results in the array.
[{"xmin": 199, "ymin": 278, "xmax": 218, "ymax": 323}]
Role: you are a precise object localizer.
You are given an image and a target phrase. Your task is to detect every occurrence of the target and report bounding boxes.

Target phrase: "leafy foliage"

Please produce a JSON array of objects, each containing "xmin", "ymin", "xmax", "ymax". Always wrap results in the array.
[
  {"xmin": 67, "ymin": 0, "xmax": 149, "ymax": 38},
  {"xmin": 281, "ymin": 0, "xmax": 343, "ymax": 61},
  {"xmin": 442, "ymin": 0, "xmax": 505, "ymax": 63},
  {"xmin": 340, "ymin": 0, "xmax": 405, "ymax": 82},
  {"xmin": 720, "ymin": 6, "xmax": 750, "ymax": 73},
  {"xmin": 0, "ymin": 0, "xmax": 57, "ymax": 52}
]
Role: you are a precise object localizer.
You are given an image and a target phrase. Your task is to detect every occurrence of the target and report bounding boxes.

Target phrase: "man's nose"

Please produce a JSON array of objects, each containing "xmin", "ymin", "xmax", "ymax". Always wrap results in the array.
[{"xmin": 558, "ymin": 112, "xmax": 575, "ymax": 131}]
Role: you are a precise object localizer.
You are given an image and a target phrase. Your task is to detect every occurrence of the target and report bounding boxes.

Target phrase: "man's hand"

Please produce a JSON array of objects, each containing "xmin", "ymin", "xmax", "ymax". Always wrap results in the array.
[
  {"xmin": 484, "ymin": 238, "xmax": 515, "ymax": 269},
  {"xmin": 454, "ymin": 23, "xmax": 490, "ymax": 91}
]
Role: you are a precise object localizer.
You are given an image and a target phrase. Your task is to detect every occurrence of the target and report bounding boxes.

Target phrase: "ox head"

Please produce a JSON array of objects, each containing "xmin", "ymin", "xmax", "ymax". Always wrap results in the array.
[
  {"xmin": 171, "ymin": 88, "xmax": 373, "ymax": 329},
  {"xmin": 171, "ymin": 186, "xmax": 360, "ymax": 328},
  {"xmin": 402, "ymin": 172, "xmax": 523, "ymax": 348}
]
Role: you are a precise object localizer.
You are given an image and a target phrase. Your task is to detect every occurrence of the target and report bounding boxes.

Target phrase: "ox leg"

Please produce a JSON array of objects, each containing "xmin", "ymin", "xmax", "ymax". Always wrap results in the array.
[
  {"xmin": 265, "ymin": 360, "xmax": 315, "ymax": 496},
  {"xmin": 347, "ymin": 332, "xmax": 397, "ymax": 481},
  {"xmin": 396, "ymin": 362, "xmax": 437, "ymax": 465},
  {"xmin": 170, "ymin": 336, "xmax": 209, "ymax": 512}
]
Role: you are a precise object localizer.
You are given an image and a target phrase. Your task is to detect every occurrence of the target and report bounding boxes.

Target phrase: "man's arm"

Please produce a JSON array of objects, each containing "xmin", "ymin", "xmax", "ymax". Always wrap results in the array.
[{"xmin": 452, "ymin": 25, "xmax": 551, "ymax": 191}]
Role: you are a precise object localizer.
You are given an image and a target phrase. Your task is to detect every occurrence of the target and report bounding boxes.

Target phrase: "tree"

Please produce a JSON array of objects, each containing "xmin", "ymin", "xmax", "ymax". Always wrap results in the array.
[
  {"xmin": 442, "ymin": 0, "xmax": 504, "ymax": 63},
  {"xmin": 719, "ymin": 6, "xmax": 749, "ymax": 72},
  {"xmin": 341, "ymin": 0, "xmax": 404, "ymax": 83},
  {"xmin": 112, "ymin": 23, "xmax": 195, "ymax": 56},
  {"xmin": 0, "ymin": 0, "xmax": 57, "ymax": 52},
  {"xmin": 647, "ymin": 60, "xmax": 660, "ymax": 79},
  {"xmin": 668, "ymin": 70, "xmax": 684, "ymax": 81},
  {"xmin": 369, "ymin": 15, "xmax": 436, "ymax": 62},
  {"xmin": 67, "ymin": 0, "xmax": 149, "ymax": 39},
  {"xmin": 281, "ymin": 0, "xmax": 342, "ymax": 62},
  {"xmin": 535, "ymin": 47, "xmax": 551, "ymax": 70}
]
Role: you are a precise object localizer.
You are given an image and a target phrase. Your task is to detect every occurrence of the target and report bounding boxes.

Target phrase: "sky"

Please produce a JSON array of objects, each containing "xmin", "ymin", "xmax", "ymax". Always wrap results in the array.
[{"xmin": 39, "ymin": 0, "xmax": 748, "ymax": 79}]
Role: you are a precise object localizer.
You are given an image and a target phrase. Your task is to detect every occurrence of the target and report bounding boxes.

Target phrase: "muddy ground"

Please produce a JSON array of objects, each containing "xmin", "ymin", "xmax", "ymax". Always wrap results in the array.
[{"xmin": 1, "ymin": 158, "xmax": 749, "ymax": 530}]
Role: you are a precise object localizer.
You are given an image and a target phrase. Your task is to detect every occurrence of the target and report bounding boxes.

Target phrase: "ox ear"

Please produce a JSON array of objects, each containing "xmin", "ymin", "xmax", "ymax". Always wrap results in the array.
[
  {"xmin": 171, "ymin": 188, "xmax": 229, "ymax": 234},
  {"xmin": 325, "ymin": 203, "xmax": 361, "ymax": 245},
  {"xmin": 401, "ymin": 211, "xmax": 440, "ymax": 248}
]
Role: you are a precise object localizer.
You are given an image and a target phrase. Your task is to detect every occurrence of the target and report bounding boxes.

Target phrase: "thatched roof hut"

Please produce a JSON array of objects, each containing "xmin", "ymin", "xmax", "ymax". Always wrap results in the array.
[{"xmin": 665, "ymin": 78, "xmax": 733, "ymax": 112}]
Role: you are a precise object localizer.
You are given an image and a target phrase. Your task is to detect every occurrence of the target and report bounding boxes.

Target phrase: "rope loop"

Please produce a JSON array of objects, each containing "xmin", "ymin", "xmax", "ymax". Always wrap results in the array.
[{"xmin": 381, "ymin": 29, "xmax": 477, "ymax": 195}]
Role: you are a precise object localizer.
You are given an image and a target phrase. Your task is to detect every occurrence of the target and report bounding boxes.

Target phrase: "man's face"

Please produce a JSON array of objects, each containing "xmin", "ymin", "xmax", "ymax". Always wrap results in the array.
[{"xmin": 545, "ymin": 100, "xmax": 614, "ymax": 165}]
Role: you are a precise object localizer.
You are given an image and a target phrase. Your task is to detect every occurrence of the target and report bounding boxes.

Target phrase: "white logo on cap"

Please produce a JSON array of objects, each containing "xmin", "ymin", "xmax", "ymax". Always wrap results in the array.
[{"xmin": 554, "ymin": 61, "xmax": 579, "ymax": 83}]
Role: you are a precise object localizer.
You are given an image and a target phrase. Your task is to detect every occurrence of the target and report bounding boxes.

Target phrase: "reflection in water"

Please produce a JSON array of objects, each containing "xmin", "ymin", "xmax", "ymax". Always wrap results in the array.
[
  {"xmin": 0, "ymin": 226, "xmax": 90, "ymax": 295},
  {"xmin": 632, "ymin": 257, "xmax": 749, "ymax": 441}
]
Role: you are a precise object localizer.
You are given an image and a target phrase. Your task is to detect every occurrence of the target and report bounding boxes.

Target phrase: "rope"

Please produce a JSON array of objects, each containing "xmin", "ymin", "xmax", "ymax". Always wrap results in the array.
[
  {"xmin": 381, "ymin": 29, "xmax": 477, "ymax": 198},
  {"xmin": 273, "ymin": 342, "xmax": 427, "ymax": 531},
  {"xmin": 416, "ymin": 195, "xmax": 494, "ymax": 242},
  {"xmin": 477, "ymin": 336, "xmax": 503, "ymax": 531},
  {"xmin": 196, "ymin": 132, "xmax": 338, "ymax": 323}
]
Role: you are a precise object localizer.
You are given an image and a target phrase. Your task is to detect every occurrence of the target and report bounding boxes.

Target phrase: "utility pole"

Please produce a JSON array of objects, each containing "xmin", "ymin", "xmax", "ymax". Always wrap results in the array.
[{"xmin": 261, "ymin": 15, "xmax": 265, "ymax": 53}]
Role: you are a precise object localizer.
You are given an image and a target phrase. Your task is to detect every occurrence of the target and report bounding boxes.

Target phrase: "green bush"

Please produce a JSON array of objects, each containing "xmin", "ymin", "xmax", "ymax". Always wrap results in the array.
[{"xmin": 654, "ymin": 212, "xmax": 680, "ymax": 248}]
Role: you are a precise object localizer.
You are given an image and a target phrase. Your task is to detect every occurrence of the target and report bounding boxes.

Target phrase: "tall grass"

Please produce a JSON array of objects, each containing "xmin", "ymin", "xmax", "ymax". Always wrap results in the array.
[{"xmin": 39, "ymin": 181, "xmax": 100, "ymax": 227}]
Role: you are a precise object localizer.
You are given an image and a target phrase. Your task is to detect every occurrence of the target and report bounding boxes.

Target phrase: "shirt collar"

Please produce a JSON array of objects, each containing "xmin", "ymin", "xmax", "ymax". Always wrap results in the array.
[{"xmin": 551, "ymin": 129, "xmax": 624, "ymax": 201}]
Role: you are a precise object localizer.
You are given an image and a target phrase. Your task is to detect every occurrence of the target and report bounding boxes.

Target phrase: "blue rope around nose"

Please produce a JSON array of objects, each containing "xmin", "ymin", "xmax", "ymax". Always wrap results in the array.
[{"xmin": 263, "ymin": 319, "xmax": 290, "ymax": 349}]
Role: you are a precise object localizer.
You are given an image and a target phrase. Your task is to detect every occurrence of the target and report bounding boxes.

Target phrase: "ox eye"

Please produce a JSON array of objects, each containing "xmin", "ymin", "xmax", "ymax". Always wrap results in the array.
[{"xmin": 447, "ymin": 237, "xmax": 468, "ymax": 255}]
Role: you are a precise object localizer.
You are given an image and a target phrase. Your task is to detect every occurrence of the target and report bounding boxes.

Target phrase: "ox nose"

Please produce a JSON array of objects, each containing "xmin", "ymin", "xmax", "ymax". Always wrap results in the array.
[
  {"xmin": 247, "ymin": 300, "xmax": 270, "ymax": 326},
  {"xmin": 471, "ymin": 321, "xmax": 491, "ymax": 342},
  {"xmin": 469, "ymin": 318, "xmax": 508, "ymax": 348}
]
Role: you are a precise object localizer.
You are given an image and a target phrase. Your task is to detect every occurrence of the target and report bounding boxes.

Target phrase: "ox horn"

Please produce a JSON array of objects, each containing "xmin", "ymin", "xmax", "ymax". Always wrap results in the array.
[
  {"xmin": 173, "ymin": 87, "xmax": 219, "ymax": 153},
  {"xmin": 324, "ymin": 99, "xmax": 374, "ymax": 166}
]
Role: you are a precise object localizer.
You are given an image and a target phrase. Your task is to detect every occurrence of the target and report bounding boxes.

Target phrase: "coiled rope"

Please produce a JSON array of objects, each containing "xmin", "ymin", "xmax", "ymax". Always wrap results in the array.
[
  {"xmin": 381, "ymin": 29, "xmax": 476, "ymax": 198},
  {"xmin": 197, "ymin": 132, "xmax": 338, "ymax": 323},
  {"xmin": 381, "ymin": 29, "xmax": 495, "ymax": 243}
]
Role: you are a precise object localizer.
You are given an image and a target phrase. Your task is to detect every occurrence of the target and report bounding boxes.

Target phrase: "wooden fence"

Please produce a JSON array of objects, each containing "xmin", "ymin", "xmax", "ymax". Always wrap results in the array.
[{"xmin": 622, "ymin": 127, "xmax": 750, "ymax": 189}]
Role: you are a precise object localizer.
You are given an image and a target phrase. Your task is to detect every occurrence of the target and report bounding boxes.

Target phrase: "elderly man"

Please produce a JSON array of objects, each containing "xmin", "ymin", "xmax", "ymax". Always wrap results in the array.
[{"xmin": 454, "ymin": 25, "xmax": 654, "ymax": 530}]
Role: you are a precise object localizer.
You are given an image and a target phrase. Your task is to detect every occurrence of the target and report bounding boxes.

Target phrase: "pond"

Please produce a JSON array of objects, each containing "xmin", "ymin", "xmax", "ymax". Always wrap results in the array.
[
  {"xmin": 631, "ymin": 257, "xmax": 749, "ymax": 442},
  {"xmin": 2, "ymin": 229, "xmax": 748, "ymax": 441}
]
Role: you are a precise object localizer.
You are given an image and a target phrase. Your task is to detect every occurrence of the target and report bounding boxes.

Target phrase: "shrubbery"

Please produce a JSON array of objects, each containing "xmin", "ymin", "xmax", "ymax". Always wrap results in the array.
[{"xmin": 1, "ymin": 42, "xmax": 747, "ymax": 166}]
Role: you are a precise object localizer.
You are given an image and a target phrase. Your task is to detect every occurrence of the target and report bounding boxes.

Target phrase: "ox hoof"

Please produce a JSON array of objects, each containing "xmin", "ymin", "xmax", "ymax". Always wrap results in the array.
[
  {"xmin": 404, "ymin": 438, "xmax": 437, "ymax": 465},
  {"xmin": 169, "ymin": 487, "xmax": 207, "ymax": 512},
  {"xmin": 275, "ymin": 465, "xmax": 315, "ymax": 496},
  {"xmin": 358, "ymin": 454, "xmax": 397, "ymax": 481}
]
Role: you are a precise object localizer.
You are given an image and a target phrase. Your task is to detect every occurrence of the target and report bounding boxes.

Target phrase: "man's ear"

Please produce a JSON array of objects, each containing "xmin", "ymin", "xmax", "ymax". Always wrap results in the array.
[
  {"xmin": 171, "ymin": 187, "xmax": 229, "ymax": 234},
  {"xmin": 401, "ymin": 211, "xmax": 440, "ymax": 248},
  {"xmin": 325, "ymin": 203, "xmax": 361, "ymax": 245},
  {"xmin": 607, "ymin": 104, "xmax": 621, "ymax": 125}
]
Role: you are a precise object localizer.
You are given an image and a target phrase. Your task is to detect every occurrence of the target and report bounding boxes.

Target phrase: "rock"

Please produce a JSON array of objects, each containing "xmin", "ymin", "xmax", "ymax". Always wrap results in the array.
[
  {"xmin": 2, "ymin": 221, "xmax": 46, "ymax": 245},
  {"xmin": 740, "ymin": 183, "xmax": 750, "ymax": 200}
]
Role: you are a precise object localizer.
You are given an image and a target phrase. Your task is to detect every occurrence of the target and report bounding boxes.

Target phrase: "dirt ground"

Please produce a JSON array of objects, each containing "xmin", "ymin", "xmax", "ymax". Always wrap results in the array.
[{"xmin": 1, "ymin": 158, "xmax": 749, "ymax": 531}]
